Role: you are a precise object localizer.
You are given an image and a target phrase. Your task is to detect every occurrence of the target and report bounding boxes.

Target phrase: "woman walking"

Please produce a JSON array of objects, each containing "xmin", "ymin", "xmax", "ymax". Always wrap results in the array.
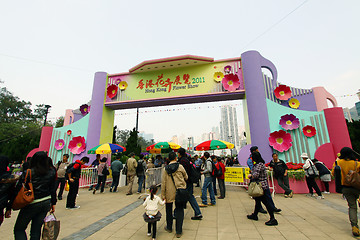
[
  {"xmin": 312, "ymin": 158, "xmax": 331, "ymax": 194},
  {"xmin": 6, "ymin": 151, "xmax": 57, "ymax": 239},
  {"xmin": 247, "ymin": 152, "xmax": 278, "ymax": 226},
  {"xmin": 301, "ymin": 153, "xmax": 323, "ymax": 199},
  {"xmin": 93, "ymin": 157, "xmax": 108, "ymax": 194},
  {"xmin": 332, "ymin": 147, "xmax": 360, "ymax": 236}
]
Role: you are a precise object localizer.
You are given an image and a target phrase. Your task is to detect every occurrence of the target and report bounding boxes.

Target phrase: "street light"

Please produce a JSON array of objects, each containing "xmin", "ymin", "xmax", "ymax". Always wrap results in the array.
[
  {"xmin": 188, "ymin": 137, "xmax": 192, "ymax": 155},
  {"xmin": 228, "ymin": 135, "xmax": 233, "ymax": 157},
  {"xmin": 44, "ymin": 105, "xmax": 51, "ymax": 126}
]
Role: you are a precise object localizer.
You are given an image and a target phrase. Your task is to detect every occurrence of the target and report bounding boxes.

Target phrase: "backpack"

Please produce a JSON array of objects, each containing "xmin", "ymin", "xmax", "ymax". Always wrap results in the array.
[
  {"xmin": 210, "ymin": 160, "xmax": 222, "ymax": 177},
  {"xmin": 56, "ymin": 161, "xmax": 62, "ymax": 171},
  {"xmin": 188, "ymin": 163, "xmax": 201, "ymax": 183},
  {"xmin": 136, "ymin": 160, "xmax": 144, "ymax": 175},
  {"xmin": 102, "ymin": 164, "xmax": 110, "ymax": 176},
  {"xmin": 65, "ymin": 163, "xmax": 75, "ymax": 180}
]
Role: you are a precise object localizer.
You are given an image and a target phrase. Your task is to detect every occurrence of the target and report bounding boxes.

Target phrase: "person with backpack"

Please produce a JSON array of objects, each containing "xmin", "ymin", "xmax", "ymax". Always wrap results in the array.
[
  {"xmin": 136, "ymin": 154, "xmax": 147, "ymax": 194},
  {"xmin": 269, "ymin": 153, "xmax": 293, "ymax": 198},
  {"xmin": 214, "ymin": 156, "xmax": 226, "ymax": 199},
  {"xmin": 331, "ymin": 147, "xmax": 360, "ymax": 237},
  {"xmin": 312, "ymin": 158, "xmax": 331, "ymax": 194},
  {"xmin": 199, "ymin": 152, "xmax": 216, "ymax": 207},
  {"xmin": 126, "ymin": 153, "xmax": 138, "ymax": 195},
  {"xmin": 93, "ymin": 158, "xmax": 109, "ymax": 194},
  {"xmin": 177, "ymin": 148, "xmax": 202, "ymax": 220},
  {"xmin": 301, "ymin": 153, "xmax": 323, "ymax": 199},
  {"xmin": 110, "ymin": 156, "xmax": 123, "ymax": 193},
  {"xmin": 55, "ymin": 154, "xmax": 70, "ymax": 200},
  {"xmin": 66, "ymin": 156, "xmax": 89, "ymax": 209}
]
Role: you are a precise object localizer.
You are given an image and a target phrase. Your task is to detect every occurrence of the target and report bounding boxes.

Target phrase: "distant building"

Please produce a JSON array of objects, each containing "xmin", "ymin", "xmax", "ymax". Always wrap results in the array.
[
  {"xmin": 220, "ymin": 105, "xmax": 240, "ymax": 151},
  {"xmin": 139, "ymin": 131, "xmax": 154, "ymax": 141},
  {"xmin": 171, "ymin": 135, "xmax": 178, "ymax": 145},
  {"xmin": 344, "ymin": 91, "xmax": 360, "ymax": 122}
]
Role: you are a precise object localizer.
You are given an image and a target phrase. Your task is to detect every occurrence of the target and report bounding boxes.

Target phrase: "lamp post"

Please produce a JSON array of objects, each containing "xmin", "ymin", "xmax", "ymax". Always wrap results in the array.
[
  {"xmin": 44, "ymin": 105, "xmax": 51, "ymax": 126},
  {"xmin": 228, "ymin": 135, "xmax": 233, "ymax": 157},
  {"xmin": 188, "ymin": 137, "xmax": 192, "ymax": 155}
]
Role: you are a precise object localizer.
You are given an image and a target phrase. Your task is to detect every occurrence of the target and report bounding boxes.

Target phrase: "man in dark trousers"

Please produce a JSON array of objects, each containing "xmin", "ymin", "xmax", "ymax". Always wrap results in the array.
[
  {"xmin": 110, "ymin": 155, "xmax": 123, "ymax": 192},
  {"xmin": 55, "ymin": 154, "xmax": 70, "ymax": 200},
  {"xmin": 177, "ymin": 148, "xmax": 203, "ymax": 220},
  {"xmin": 66, "ymin": 157, "xmax": 89, "ymax": 209},
  {"xmin": 88, "ymin": 154, "xmax": 100, "ymax": 191}
]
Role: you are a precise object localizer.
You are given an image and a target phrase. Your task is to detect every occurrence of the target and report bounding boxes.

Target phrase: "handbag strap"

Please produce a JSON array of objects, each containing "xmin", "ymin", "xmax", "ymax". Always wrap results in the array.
[
  {"xmin": 170, "ymin": 173, "xmax": 178, "ymax": 190},
  {"xmin": 24, "ymin": 169, "xmax": 32, "ymax": 183}
]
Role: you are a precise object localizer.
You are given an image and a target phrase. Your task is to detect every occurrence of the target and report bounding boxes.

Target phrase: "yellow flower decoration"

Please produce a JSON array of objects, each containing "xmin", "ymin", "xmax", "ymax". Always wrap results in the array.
[
  {"xmin": 119, "ymin": 81, "xmax": 128, "ymax": 90},
  {"xmin": 288, "ymin": 98, "xmax": 300, "ymax": 109},
  {"xmin": 213, "ymin": 72, "xmax": 224, "ymax": 82}
]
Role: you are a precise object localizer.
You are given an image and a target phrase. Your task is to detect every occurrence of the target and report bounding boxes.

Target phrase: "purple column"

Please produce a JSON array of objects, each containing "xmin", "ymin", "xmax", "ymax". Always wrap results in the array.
[
  {"xmin": 241, "ymin": 51, "xmax": 275, "ymax": 161},
  {"xmin": 85, "ymin": 72, "xmax": 108, "ymax": 161}
]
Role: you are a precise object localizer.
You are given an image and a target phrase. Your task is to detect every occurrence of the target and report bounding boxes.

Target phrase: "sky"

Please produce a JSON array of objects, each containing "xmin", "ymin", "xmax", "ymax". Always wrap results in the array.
[{"xmin": 0, "ymin": 1, "xmax": 359, "ymax": 143}]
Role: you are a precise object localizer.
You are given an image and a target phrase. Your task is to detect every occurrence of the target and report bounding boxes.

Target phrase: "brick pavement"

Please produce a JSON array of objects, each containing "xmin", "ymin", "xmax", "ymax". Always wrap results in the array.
[{"xmin": 0, "ymin": 185, "xmax": 357, "ymax": 239}]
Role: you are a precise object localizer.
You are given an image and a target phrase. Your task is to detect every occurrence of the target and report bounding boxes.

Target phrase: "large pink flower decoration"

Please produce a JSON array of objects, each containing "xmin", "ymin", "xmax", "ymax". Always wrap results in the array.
[
  {"xmin": 54, "ymin": 139, "xmax": 65, "ymax": 150},
  {"xmin": 107, "ymin": 84, "xmax": 118, "ymax": 99},
  {"xmin": 80, "ymin": 104, "xmax": 90, "ymax": 116},
  {"xmin": 279, "ymin": 114, "xmax": 300, "ymax": 130},
  {"xmin": 274, "ymin": 85, "xmax": 292, "ymax": 100},
  {"xmin": 302, "ymin": 125, "xmax": 316, "ymax": 137},
  {"xmin": 222, "ymin": 74, "xmax": 240, "ymax": 91},
  {"xmin": 68, "ymin": 136, "xmax": 86, "ymax": 155},
  {"xmin": 269, "ymin": 130, "xmax": 292, "ymax": 152}
]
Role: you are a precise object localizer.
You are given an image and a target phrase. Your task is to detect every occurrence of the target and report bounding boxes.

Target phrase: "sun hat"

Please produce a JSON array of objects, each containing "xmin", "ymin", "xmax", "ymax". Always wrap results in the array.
[{"xmin": 300, "ymin": 153, "xmax": 308, "ymax": 158}]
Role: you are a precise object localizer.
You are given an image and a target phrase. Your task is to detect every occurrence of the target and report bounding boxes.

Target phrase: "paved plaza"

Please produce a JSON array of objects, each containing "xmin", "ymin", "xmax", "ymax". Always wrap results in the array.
[{"xmin": 0, "ymin": 185, "xmax": 358, "ymax": 240}]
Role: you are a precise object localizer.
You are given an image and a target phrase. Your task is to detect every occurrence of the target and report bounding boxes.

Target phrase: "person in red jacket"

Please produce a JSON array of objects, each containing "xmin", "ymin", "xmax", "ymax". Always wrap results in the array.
[{"xmin": 215, "ymin": 157, "xmax": 226, "ymax": 199}]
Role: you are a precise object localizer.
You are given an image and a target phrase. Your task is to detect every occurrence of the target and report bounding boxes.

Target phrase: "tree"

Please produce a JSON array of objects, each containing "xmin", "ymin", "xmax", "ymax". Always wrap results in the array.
[
  {"xmin": 125, "ymin": 128, "xmax": 141, "ymax": 156},
  {"xmin": 347, "ymin": 120, "xmax": 360, "ymax": 154},
  {"xmin": 115, "ymin": 129, "xmax": 130, "ymax": 146},
  {"xmin": 55, "ymin": 116, "xmax": 64, "ymax": 128},
  {"xmin": 0, "ymin": 85, "xmax": 44, "ymax": 162}
]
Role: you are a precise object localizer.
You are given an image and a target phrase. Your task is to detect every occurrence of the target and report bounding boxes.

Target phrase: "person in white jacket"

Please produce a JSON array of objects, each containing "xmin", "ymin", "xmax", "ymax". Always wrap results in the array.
[
  {"xmin": 301, "ymin": 153, "xmax": 323, "ymax": 199},
  {"xmin": 143, "ymin": 185, "xmax": 165, "ymax": 240}
]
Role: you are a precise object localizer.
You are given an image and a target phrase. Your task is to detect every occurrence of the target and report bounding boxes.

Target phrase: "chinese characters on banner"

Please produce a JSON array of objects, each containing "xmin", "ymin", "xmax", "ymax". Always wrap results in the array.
[
  {"xmin": 136, "ymin": 73, "xmax": 204, "ymax": 93},
  {"xmin": 225, "ymin": 167, "xmax": 247, "ymax": 183}
]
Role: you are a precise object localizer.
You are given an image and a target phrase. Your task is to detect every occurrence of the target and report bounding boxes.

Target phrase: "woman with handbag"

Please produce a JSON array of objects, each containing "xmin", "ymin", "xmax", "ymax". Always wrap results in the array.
[
  {"xmin": 161, "ymin": 152, "xmax": 188, "ymax": 238},
  {"xmin": 301, "ymin": 153, "xmax": 323, "ymax": 199},
  {"xmin": 93, "ymin": 157, "xmax": 109, "ymax": 194},
  {"xmin": 247, "ymin": 152, "xmax": 278, "ymax": 226},
  {"xmin": 6, "ymin": 151, "xmax": 57, "ymax": 240},
  {"xmin": 312, "ymin": 158, "xmax": 332, "ymax": 194},
  {"xmin": 331, "ymin": 147, "xmax": 360, "ymax": 236}
]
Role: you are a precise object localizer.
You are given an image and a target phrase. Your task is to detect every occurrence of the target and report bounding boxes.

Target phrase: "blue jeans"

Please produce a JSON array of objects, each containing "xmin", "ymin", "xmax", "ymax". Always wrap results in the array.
[
  {"xmin": 137, "ymin": 175, "xmax": 145, "ymax": 193},
  {"xmin": 14, "ymin": 199, "xmax": 51, "ymax": 240},
  {"xmin": 187, "ymin": 183, "xmax": 201, "ymax": 216},
  {"xmin": 201, "ymin": 177, "xmax": 216, "ymax": 205}
]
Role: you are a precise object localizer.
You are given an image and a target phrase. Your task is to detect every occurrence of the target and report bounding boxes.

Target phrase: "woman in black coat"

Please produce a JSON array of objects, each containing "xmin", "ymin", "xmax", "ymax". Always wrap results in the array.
[{"xmin": 0, "ymin": 156, "xmax": 16, "ymax": 227}]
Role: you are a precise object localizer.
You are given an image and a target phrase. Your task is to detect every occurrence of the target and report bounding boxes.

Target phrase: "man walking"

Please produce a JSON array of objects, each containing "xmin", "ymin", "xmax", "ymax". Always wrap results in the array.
[
  {"xmin": 88, "ymin": 154, "xmax": 100, "ymax": 191},
  {"xmin": 55, "ymin": 154, "xmax": 70, "ymax": 200},
  {"xmin": 126, "ymin": 152, "xmax": 138, "ymax": 195},
  {"xmin": 177, "ymin": 148, "xmax": 203, "ymax": 220},
  {"xmin": 110, "ymin": 156, "xmax": 123, "ymax": 192},
  {"xmin": 269, "ymin": 153, "xmax": 293, "ymax": 198},
  {"xmin": 66, "ymin": 157, "xmax": 89, "ymax": 209},
  {"xmin": 136, "ymin": 154, "xmax": 147, "ymax": 193},
  {"xmin": 199, "ymin": 152, "xmax": 216, "ymax": 207},
  {"xmin": 194, "ymin": 155, "xmax": 202, "ymax": 187}
]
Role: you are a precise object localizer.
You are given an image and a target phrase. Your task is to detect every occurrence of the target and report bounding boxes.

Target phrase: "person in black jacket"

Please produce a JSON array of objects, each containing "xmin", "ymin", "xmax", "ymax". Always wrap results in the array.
[
  {"xmin": 0, "ymin": 156, "xmax": 16, "ymax": 227},
  {"xmin": 269, "ymin": 153, "xmax": 293, "ymax": 198},
  {"xmin": 312, "ymin": 159, "xmax": 331, "ymax": 194},
  {"xmin": 66, "ymin": 157, "xmax": 89, "ymax": 209},
  {"xmin": 5, "ymin": 151, "xmax": 57, "ymax": 240}
]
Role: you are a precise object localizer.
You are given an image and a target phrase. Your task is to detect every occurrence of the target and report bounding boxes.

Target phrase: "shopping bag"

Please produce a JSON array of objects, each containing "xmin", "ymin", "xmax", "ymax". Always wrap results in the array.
[
  {"xmin": 42, "ymin": 213, "xmax": 60, "ymax": 240},
  {"xmin": 65, "ymin": 182, "xmax": 69, "ymax": 191},
  {"xmin": 248, "ymin": 181, "xmax": 264, "ymax": 197}
]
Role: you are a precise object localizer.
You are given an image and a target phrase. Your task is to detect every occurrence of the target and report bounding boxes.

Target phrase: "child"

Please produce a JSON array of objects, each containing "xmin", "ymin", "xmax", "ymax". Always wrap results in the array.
[{"xmin": 143, "ymin": 185, "xmax": 164, "ymax": 239}]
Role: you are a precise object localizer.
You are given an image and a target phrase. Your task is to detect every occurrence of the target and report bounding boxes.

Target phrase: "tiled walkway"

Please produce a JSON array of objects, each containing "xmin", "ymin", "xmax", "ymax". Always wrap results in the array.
[{"xmin": 0, "ymin": 185, "xmax": 357, "ymax": 239}]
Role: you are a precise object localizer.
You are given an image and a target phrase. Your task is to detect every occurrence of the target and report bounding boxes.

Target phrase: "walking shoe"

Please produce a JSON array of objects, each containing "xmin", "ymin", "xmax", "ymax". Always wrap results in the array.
[
  {"xmin": 198, "ymin": 203, "xmax": 208, "ymax": 207},
  {"xmin": 164, "ymin": 226, "xmax": 172, "ymax": 233},
  {"xmin": 208, "ymin": 203, "xmax": 215, "ymax": 206},
  {"xmin": 265, "ymin": 218, "xmax": 278, "ymax": 226},
  {"xmin": 66, "ymin": 206, "xmax": 80, "ymax": 210},
  {"xmin": 247, "ymin": 214, "xmax": 258, "ymax": 221},
  {"xmin": 93, "ymin": 189, "xmax": 96, "ymax": 194},
  {"xmin": 126, "ymin": 193, "xmax": 132, "ymax": 195},
  {"xmin": 306, "ymin": 193, "xmax": 315, "ymax": 197},
  {"xmin": 191, "ymin": 215, "xmax": 203, "ymax": 220},
  {"xmin": 110, "ymin": 188, "xmax": 113, "ymax": 192},
  {"xmin": 317, "ymin": 195, "xmax": 325, "ymax": 199},
  {"xmin": 352, "ymin": 226, "xmax": 360, "ymax": 236},
  {"xmin": 274, "ymin": 208, "xmax": 282, "ymax": 213},
  {"xmin": 147, "ymin": 233, "xmax": 151, "ymax": 236},
  {"xmin": 259, "ymin": 209, "xmax": 267, "ymax": 214},
  {"xmin": 284, "ymin": 194, "xmax": 289, "ymax": 198},
  {"xmin": 58, "ymin": 196, "xmax": 62, "ymax": 200},
  {"xmin": 217, "ymin": 196, "xmax": 224, "ymax": 199},
  {"xmin": 176, "ymin": 233, "xmax": 182, "ymax": 238},
  {"xmin": 322, "ymin": 191, "xmax": 330, "ymax": 194},
  {"xmin": 289, "ymin": 191, "xmax": 294, "ymax": 198}
]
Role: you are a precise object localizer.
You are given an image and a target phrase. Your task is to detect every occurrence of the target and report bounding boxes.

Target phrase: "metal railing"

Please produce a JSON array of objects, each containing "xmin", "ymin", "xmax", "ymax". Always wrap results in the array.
[{"xmin": 79, "ymin": 167, "xmax": 113, "ymax": 188}]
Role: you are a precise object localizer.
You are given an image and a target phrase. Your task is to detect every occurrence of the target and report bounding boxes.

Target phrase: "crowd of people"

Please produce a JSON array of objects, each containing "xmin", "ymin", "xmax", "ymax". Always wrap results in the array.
[{"xmin": 1, "ymin": 146, "xmax": 360, "ymax": 238}]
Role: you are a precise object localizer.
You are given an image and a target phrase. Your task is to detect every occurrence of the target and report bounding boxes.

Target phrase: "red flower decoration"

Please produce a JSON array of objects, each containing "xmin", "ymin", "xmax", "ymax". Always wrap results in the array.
[
  {"xmin": 68, "ymin": 136, "xmax": 86, "ymax": 154},
  {"xmin": 268, "ymin": 130, "xmax": 292, "ymax": 152},
  {"xmin": 107, "ymin": 84, "xmax": 118, "ymax": 99},
  {"xmin": 274, "ymin": 85, "xmax": 292, "ymax": 100},
  {"xmin": 302, "ymin": 125, "xmax": 316, "ymax": 137},
  {"xmin": 222, "ymin": 74, "xmax": 241, "ymax": 91},
  {"xmin": 67, "ymin": 130, "xmax": 72, "ymax": 136}
]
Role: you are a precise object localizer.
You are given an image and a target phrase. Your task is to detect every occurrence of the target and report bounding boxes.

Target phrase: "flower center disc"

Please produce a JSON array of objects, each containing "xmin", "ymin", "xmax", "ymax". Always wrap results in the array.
[
  {"xmin": 59, "ymin": 143, "xmax": 63, "ymax": 146},
  {"xmin": 279, "ymin": 91, "xmax": 285, "ymax": 96},
  {"xmin": 112, "ymin": 90, "xmax": 115, "ymax": 94},
  {"xmin": 228, "ymin": 80, "xmax": 233, "ymax": 85},
  {"xmin": 307, "ymin": 129, "xmax": 311, "ymax": 133},
  {"xmin": 77, "ymin": 143, "xmax": 82, "ymax": 148},
  {"xmin": 276, "ymin": 138, "xmax": 284, "ymax": 144},
  {"xmin": 286, "ymin": 120, "xmax": 292, "ymax": 125}
]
